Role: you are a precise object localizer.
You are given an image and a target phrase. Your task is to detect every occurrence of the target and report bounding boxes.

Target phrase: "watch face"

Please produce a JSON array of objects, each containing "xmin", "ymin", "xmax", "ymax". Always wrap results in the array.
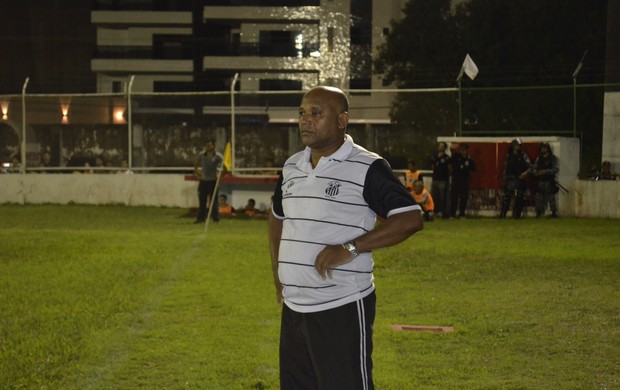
[{"xmin": 343, "ymin": 241, "xmax": 358, "ymax": 256}]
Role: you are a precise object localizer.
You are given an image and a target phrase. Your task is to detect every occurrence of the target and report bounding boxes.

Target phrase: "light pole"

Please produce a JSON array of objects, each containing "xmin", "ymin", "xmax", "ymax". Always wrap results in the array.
[
  {"xmin": 572, "ymin": 50, "xmax": 587, "ymax": 138},
  {"xmin": 230, "ymin": 73, "xmax": 239, "ymax": 173},
  {"xmin": 21, "ymin": 77, "xmax": 30, "ymax": 173}
]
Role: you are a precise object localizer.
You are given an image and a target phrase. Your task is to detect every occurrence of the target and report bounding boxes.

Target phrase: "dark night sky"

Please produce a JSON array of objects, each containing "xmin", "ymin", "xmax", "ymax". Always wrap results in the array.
[
  {"xmin": 0, "ymin": 1, "xmax": 616, "ymax": 93},
  {"xmin": 0, "ymin": 1, "xmax": 96, "ymax": 94}
]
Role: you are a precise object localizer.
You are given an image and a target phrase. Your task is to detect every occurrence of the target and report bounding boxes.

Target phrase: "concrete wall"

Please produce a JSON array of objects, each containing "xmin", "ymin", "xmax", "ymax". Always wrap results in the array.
[
  {"xmin": 1, "ymin": 174, "xmax": 618, "ymax": 218},
  {"xmin": 0, "ymin": 174, "xmax": 278, "ymax": 212},
  {"xmin": 569, "ymin": 179, "xmax": 620, "ymax": 218},
  {"xmin": 0, "ymin": 174, "xmax": 197, "ymax": 207}
]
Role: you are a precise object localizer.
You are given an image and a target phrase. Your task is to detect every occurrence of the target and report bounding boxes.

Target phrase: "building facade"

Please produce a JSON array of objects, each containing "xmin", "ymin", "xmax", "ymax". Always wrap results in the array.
[{"xmin": 91, "ymin": 0, "xmax": 407, "ymax": 123}]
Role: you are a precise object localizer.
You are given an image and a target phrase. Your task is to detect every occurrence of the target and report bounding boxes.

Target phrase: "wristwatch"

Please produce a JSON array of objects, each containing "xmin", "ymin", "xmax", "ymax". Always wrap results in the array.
[{"xmin": 342, "ymin": 240, "xmax": 359, "ymax": 257}]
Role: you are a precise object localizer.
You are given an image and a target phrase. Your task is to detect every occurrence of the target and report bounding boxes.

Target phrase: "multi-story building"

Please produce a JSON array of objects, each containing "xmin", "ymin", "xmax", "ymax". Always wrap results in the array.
[{"xmin": 91, "ymin": 0, "xmax": 406, "ymax": 124}]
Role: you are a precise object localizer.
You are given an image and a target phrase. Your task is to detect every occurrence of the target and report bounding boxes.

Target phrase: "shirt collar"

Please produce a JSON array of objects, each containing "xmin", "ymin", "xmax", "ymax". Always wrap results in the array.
[{"xmin": 301, "ymin": 134, "xmax": 354, "ymax": 169}]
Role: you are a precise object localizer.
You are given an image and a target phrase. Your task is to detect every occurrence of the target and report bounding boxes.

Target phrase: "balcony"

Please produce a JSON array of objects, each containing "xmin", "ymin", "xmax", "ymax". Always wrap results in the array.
[
  {"xmin": 91, "ymin": 59, "xmax": 193, "ymax": 74},
  {"xmin": 204, "ymin": 6, "xmax": 321, "ymax": 23},
  {"xmin": 91, "ymin": 11, "xmax": 192, "ymax": 27}
]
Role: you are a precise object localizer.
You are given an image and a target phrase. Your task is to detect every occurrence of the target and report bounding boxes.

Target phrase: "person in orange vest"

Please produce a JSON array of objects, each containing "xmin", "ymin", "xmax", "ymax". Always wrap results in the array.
[
  {"xmin": 411, "ymin": 179, "xmax": 434, "ymax": 221},
  {"xmin": 405, "ymin": 160, "xmax": 422, "ymax": 191},
  {"xmin": 218, "ymin": 194, "xmax": 235, "ymax": 217}
]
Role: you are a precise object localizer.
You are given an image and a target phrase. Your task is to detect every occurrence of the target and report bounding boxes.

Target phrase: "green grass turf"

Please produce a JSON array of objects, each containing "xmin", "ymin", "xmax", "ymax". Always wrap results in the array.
[{"xmin": 0, "ymin": 204, "xmax": 618, "ymax": 389}]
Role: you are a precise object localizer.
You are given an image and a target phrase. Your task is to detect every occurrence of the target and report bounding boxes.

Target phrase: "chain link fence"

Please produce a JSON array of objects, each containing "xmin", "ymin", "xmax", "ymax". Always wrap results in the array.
[{"xmin": 0, "ymin": 83, "xmax": 615, "ymax": 175}]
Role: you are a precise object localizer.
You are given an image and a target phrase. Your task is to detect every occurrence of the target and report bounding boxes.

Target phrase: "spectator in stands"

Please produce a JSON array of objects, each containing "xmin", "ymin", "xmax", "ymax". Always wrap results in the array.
[
  {"xmin": 412, "ymin": 179, "xmax": 434, "ymax": 221},
  {"xmin": 94, "ymin": 156, "xmax": 106, "ymax": 173},
  {"xmin": 429, "ymin": 142, "xmax": 451, "ymax": 218},
  {"xmin": 450, "ymin": 143, "xmax": 476, "ymax": 218},
  {"xmin": 243, "ymin": 198, "xmax": 263, "ymax": 217},
  {"xmin": 499, "ymin": 138, "xmax": 531, "ymax": 219},
  {"xmin": 8, "ymin": 155, "xmax": 21, "ymax": 173},
  {"xmin": 218, "ymin": 194, "xmax": 235, "ymax": 216},
  {"xmin": 117, "ymin": 159, "xmax": 133, "ymax": 175},
  {"xmin": 39, "ymin": 151, "xmax": 53, "ymax": 173},
  {"xmin": 264, "ymin": 158, "xmax": 280, "ymax": 176},
  {"xmin": 81, "ymin": 162, "xmax": 94, "ymax": 174},
  {"xmin": 597, "ymin": 160, "xmax": 618, "ymax": 181},
  {"xmin": 193, "ymin": 140, "xmax": 223, "ymax": 224},
  {"xmin": 405, "ymin": 160, "xmax": 422, "ymax": 191},
  {"xmin": 105, "ymin": 160, "xmax": 116, "ymax": 173}
]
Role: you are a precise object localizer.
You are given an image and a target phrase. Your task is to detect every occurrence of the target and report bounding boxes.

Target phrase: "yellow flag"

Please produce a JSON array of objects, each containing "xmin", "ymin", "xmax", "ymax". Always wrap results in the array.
[{"xmin": 223, "ymin": 142, "xmax": 232, "ymax": 171}]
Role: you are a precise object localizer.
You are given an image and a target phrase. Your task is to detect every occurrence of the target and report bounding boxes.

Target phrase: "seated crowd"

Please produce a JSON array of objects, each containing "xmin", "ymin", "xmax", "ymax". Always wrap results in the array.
[{"xmin": 217, "ymin": 195, "xmax": 268, "ymax": 219}]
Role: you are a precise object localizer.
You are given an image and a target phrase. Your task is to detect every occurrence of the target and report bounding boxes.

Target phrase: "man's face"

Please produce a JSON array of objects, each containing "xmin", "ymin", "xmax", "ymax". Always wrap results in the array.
[
  {"xmin": 205, "ymin": 142, "xmax": 215, "ymax": 153},
  {"xmin": 298, "ymin": 89, "xmax": 347, "ymax": 152}
]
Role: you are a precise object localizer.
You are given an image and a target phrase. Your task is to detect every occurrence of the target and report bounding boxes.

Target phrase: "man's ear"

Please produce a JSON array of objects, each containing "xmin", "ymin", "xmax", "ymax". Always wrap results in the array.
[{"xmin": 338, "ymin": 111, "xmax": 350, "ymax": 129}]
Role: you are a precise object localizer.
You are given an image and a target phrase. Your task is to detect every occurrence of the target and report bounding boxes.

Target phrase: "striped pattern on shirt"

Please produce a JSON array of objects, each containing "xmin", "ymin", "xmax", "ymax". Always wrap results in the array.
[{"xmin": 272, "ymin": 135, "xmax": 420, "ymax": 313}]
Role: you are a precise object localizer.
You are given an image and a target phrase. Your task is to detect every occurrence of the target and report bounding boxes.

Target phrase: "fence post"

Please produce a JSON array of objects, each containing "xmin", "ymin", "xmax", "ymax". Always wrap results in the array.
[
  {"xmin": 456, "ymin": 66, "xmax": 464, "ymax": 137},
  {"xmin": 230, "ymin": 73, "xmax": 239, "ymax": 174},
  {"xmin": 572, "ymin": 50, "xmax": 587, "ymax": 138},
  {"xmin": 573, "ymin": 78, "xmax": 577, "ymax": 138},
  {"xmin": 127, "ymin": 75, "xmax": 135, "ymax": 169},
  {"xmin": 458, "ymin": 80, "xmax": 463, "ymax": 136},
  {"xmin": 20, "ymin": 77, "xmax": 29, "ymax": 173}
]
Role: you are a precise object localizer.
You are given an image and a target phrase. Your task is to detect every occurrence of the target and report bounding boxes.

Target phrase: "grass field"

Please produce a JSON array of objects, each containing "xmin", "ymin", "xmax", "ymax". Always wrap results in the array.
[{"xmin": 0, "ymin": 204, "xmax": 618, "ymax": 389}]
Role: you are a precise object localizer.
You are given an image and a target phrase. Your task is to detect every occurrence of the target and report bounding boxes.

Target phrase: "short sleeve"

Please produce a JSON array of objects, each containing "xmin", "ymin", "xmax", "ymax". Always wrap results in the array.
[
  {"xmin": 363, "ymin": 159, "xmax": 418, "ymax": 218},
  {"xmin": 271, "ymin": 173, "xmax": 284, "ymax": 218}
]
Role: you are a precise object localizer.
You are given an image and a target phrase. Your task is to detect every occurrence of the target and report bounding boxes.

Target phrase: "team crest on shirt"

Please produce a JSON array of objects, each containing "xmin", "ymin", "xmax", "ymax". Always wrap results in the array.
[
  {"xmin": 325, "ymin": 181, "xmax": 341, "ymax": 198},
  {"xmin": 283, "ymin": 179, "xmax": 295, "ymax": 197}
]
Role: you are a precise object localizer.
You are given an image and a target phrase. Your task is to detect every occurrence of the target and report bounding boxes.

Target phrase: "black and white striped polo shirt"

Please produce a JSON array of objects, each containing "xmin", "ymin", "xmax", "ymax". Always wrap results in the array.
[{"xmin": 272, "ymin": 135, "xmax": 421, "ymax": 313}]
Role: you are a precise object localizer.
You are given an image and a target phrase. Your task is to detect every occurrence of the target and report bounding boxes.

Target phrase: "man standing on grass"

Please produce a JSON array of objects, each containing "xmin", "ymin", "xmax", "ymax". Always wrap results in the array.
[
  {"xmin": 499, "ymin": 138, "xmax": 531, "ymax": 219},
  {"xmin": 193, "ymin": 140, "xmax": 222, "ymax": 224},
  {"xmin": 449, "ymin": 143, "xmax": 476, "ymax": 218},
  {"xmin": 531, "ymin": 142, "xmax": 559, "ymax": 218},
  {"xmin": 429, "ymin": 142, "xmax": 452, "ymax": 218},
  {"xmin": 268, "ymin": 86, "xmax": 423, "ymax": 389}
]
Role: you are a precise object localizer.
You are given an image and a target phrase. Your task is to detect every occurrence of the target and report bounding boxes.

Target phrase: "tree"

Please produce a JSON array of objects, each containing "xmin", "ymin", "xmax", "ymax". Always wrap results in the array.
[
  {"xmin": 374, "ymin": 0, "xmax": 607, "ymax": 169},
  {"xmin": 373, "ymin": 0, "xmax": 461, "ymax": 167}
]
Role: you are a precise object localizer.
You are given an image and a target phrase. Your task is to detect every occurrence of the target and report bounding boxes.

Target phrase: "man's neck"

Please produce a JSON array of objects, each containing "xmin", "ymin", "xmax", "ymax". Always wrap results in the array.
[{"xmin": 309, "ymin": 139, "xmax": 345, "ymax": 168}]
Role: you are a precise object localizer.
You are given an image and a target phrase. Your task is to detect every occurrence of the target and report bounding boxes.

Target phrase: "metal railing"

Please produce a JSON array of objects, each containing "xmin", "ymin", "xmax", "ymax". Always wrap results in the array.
[{"xmin": 1, "ymin": 78, "xmax": 617, "ymax": 175}]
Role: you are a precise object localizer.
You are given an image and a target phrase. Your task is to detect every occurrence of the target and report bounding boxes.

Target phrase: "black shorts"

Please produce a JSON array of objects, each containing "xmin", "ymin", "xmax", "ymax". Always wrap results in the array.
[{"xmin": 279, "ymin": 291, "xmax": 376, "ymax": 390}]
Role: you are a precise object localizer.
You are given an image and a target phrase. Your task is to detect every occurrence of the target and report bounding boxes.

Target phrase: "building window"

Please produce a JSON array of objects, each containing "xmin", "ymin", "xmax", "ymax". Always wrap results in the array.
[
  {"xmin": 93, "ymin": 0, "xmax": 192, "ymax": 11},
  {"xmin": 112, "ymin": 81, "xmax": 124, "ymax": 93},
  {"xmin": 350, "ymin": 0, "xmax": 372, "ymax": 91},
  {"xmin": 153, "ymin": 35, "xmax": 194, "ymax": 60},
  {"xmin": 203, "ymin": 1, "xmax": 319, "ymax": 5},
  {"xmin": 153, "ymin": 81, "xmax": 195, "ymax": 93},
  {"xmin": 259, "ymin": 79, "xmax": 302, "ymax": 107},
  {"xmin": 260, "ymin": 79, "xmax": 302, "ymax": 91},
  {"xmin": 259, "ymin": 31, "xmax": 300, "ymax": 57}
]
